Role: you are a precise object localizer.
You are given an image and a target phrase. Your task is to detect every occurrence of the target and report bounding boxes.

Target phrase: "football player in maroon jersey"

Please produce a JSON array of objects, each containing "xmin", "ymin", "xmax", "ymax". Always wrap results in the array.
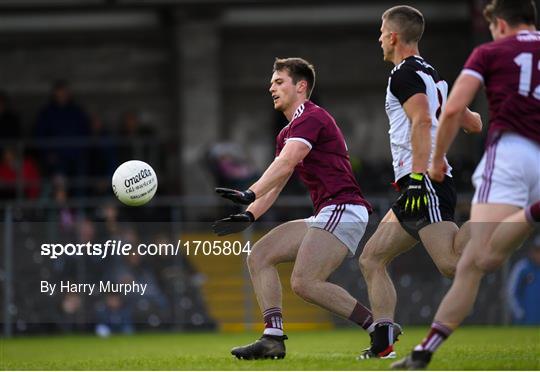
[
  {"xmin": 213, "ymin": 57, "xmax": 381, "ymax": 360},
  {"xmin": 393, "ymin": 0, "xmax": 540, "ymax": 369}
]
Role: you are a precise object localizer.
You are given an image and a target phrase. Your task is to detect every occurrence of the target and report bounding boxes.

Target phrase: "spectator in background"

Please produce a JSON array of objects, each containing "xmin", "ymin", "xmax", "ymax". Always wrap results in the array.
[
  {"xmin": 0, "ymin": 91, "xmax": 23, "ymax": 141},
  {"xmin": 95, "ymin": 294, "xmax": 134, "ymax": 337},
  {"xmin": 88, "ymin": 113, "xmax": 117, "ymax": 196},
  {"xmin": 123, "ymin": 251, "xmax": 169, "ymax": 311},
  {"xmin": 48, "ymin": 176, "xmax": 77, "ymax": 280},
  {"xmin": 50, "ymin": 175, "xmax": 76, "ymax": 232},
  {"xmin": 507, "ymin": 234, "xmax": 540, "ymax": 325},
  {"xmin": 0, "ymin": 146, "xmax": 40, "ymax": 199},
  {"xmin": 102, "ymin": 227, "xmax": 170, "ymax": 329},
  {"xmin": 34, "ymin": 80, "xmax": 90, "ymax": 192}
]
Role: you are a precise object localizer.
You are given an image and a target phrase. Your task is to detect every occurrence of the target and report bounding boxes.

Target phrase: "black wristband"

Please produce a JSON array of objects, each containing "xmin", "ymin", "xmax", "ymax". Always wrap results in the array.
[{"xmin": 245, "ymin": 211, "xmax": 255, "ymax": 222}]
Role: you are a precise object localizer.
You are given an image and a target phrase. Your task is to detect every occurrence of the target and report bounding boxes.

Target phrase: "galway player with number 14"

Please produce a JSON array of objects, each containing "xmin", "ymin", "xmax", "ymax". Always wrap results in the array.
[{"xmin": 393, "ymin": 0, "xmax": 540, "ymax": 369}]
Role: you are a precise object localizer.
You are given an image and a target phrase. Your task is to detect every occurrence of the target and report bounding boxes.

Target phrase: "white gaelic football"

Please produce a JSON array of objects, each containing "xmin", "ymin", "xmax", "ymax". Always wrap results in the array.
[{"xmin": 112, "ymin": 160, "xmax": 157, "ymax": 206}]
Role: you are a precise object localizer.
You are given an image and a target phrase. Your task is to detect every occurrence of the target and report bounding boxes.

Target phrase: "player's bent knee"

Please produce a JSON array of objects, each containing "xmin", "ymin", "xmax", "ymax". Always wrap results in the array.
[
  {"xmin": 358, "ymin": 254, "xmax": 370, "ymax": 274},
  {"xmin": 474, "ymin": 253, "xmax": 505, "ymax": 273},
  {"xmin": 290, "ymin": 275, "xmax": 315, "ymax": 302},
  {"xmin": 246, "ymin": 251, "xmax": 258, "ymax": 271},
  {"xmin": 246, "ymin": 246, "xmax": 270, "ymax": 272},
  {"xmin": 358, "ymin": 249, "xmax": 385, "ymax": 274}
]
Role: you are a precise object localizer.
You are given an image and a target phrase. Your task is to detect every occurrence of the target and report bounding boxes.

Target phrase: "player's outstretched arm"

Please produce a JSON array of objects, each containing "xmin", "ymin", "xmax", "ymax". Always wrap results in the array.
[
  {"xmin": 214, "ymin": 141, "xmax": 309, "ymax": 206},
  {"xmin": 212, "ymin": 212, "xmax": 255, "ymax": 236},
  {"xmin": 215, "ymin": 187, "xmax": 256, "ymax": 205},
  {"xmin": 246, "ymin": 175, "xmax": 291, "ymax": 220},
  {"xmin": 212, "ymin": 174, "xmax": 291, "ymax": 236},
  {"xmin": 249, "ymin": 140, "xmax": 310, "ymax": 199}
]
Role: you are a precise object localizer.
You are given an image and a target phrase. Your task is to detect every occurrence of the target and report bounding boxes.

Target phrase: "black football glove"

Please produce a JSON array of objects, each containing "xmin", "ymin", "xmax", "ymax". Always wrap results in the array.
[
  {"xmin": 212, "ymin": 211, "xmax": 255, "ymax": 236},
  {"xmin": 398, "ymin": 173, "xmax": 429, "ymax": 217},
  {"xmin": 215, "ymin": 187, "xmax": 256, "ymax": 205}
]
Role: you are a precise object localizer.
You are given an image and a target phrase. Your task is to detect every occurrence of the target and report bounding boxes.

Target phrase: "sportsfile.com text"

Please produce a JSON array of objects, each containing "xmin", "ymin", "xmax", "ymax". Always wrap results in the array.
[{"xmin": 41, "ymin": 239, "xmax": 252, "ymax": 259}]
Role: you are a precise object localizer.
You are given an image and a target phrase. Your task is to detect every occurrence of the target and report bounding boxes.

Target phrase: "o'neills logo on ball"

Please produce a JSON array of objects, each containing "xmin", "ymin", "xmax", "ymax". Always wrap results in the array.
[{"xmin": 124, "ymin": 169, "xmax": 153, "ymax": 188}]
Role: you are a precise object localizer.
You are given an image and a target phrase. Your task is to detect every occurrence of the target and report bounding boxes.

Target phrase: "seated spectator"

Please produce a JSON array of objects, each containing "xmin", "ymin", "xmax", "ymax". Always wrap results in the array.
[
  {"xmin": 116, "ymin": 251, "xmax": 169, "ymax": 312},
  {"xmin": 95, "ymin": 294, "xmax": 134, "ymax": 337},
  {"xmin": 101, "ymin": 227, "xmax": 170, "ymax": 328},
  {"xmin": 58, "ymin": 293, "xmax": 87, "ymax": 333}
]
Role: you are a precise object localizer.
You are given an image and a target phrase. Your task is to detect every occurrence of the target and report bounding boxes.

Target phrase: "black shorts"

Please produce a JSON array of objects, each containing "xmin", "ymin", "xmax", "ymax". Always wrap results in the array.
[{"xmin": 391, "ymin": 174, "xmax": 456, "ymax": 240}]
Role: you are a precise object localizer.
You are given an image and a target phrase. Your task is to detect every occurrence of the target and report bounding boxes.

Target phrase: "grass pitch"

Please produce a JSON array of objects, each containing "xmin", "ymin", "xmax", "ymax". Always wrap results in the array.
[{"xmin": 2, "ymin": 327, "xmax": 539, "ymax": 370}]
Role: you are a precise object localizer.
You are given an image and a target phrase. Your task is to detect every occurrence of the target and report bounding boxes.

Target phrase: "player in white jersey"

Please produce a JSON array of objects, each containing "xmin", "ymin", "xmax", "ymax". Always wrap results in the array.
[{"xmin": 358, "ymin": 5, "xmax": 483, "ymax": 359}]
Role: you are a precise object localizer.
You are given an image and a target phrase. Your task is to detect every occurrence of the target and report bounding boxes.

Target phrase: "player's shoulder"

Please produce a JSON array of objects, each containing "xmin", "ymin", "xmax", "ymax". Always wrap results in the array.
[
  {"xmin": 390, "ymin": 56, "xmax": 439, "ymax": 78},
  {"xmin": 390, "ymin": 56, "xmax": 443, "ymax": 90},
  {"xmin": 390, "ymin": 57, "xmax": 414, "ymax": 77},
  {"xmin": 471, "ymin": 37, "xmax": 505, "ymax": 57},
  {"xmin": 474, "ymin": 31, "xmax": 540, "ymax": 54},
  {"xmin": 293, "ymin": 101, "xmax": 333, "ymax": 125}
]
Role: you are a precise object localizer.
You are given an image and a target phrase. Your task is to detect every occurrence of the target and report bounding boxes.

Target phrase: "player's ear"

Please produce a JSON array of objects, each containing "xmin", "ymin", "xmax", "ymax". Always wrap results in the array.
[
  {"xmin": 297, "ymin": 80, "xmax": 308, "ymax": 95},
  {"xmin": 389, "ymin": 31, "xmax": 397, "ymax": 45},
  {"xmin": 495, "ymin": 17, "xmax": 508, "ymax": 35}
]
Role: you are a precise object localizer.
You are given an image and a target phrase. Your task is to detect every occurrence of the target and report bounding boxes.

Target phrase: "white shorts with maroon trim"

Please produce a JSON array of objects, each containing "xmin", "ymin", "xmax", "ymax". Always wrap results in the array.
[
  {"xmin": 472, "ymin": 132, "xmax": 540, "ymax": 208},
  {"xmin": 304, "ymin": 204, "xmax": 369, "ymax": 255}
]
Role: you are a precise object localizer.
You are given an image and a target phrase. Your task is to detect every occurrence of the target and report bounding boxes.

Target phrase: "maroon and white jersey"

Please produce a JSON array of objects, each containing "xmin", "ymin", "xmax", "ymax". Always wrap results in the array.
[
  {"xmin": 275, "ymin": 100, "xmax": 372, "ymax": 214},
  {"xmin": 463, "ymin": 30, "xmax": 540, "ymax": 145}
]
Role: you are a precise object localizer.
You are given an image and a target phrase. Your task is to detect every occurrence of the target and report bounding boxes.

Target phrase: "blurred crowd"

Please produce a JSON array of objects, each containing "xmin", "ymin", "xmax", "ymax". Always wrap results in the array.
[
  {"xmin": 1, "ymin": 80, "xmax": 478, "ymax": 205},
  {"xmin": 11, "ymin": 202, "xmax": 216, "ymax": 336},
  {"xmin": 0, "ymin": 81, "xmax": 160, "ymax": 200}
]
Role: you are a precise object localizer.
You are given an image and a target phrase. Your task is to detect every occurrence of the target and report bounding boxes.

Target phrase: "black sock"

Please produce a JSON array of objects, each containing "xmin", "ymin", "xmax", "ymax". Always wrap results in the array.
[
  {"xmin": 371, "ymin": 320, "xmax": 394, "ymax": 354},
  {"xmin": 412, "ymin": 349, "xmax": 433, "ymax": 363}
]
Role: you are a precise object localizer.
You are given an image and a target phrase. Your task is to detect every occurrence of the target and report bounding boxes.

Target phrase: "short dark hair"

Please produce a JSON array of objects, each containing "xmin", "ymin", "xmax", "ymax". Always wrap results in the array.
[
  {"xmin": 382, "ymin": 5, "xmax": 425, "ymax": 44},
  {"xmin": 273, "ymin": 57, "xmax": 316, "ymax": 98},
  {"xmin": 483, "ymin": 0, "xmax": 537, "ymax": 27}
]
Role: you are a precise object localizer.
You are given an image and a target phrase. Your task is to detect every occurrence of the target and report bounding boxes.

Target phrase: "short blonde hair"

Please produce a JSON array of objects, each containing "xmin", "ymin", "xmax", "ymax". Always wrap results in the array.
[{"xmin": 382, "ymin": 5, "xmax": 425, "ymax": 44}]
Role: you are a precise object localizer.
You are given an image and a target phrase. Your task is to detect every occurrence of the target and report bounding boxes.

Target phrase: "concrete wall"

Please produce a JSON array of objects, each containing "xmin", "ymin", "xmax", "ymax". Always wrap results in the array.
[{"xmin": 0, "ymin": 30, "xmax": 173, "ymax": 137}]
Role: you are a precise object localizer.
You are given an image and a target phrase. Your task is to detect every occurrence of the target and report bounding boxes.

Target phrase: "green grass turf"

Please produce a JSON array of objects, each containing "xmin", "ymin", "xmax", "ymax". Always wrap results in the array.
[{"xmin": 1, "ymin": 327, "xmax": 539, "ymax": 370}]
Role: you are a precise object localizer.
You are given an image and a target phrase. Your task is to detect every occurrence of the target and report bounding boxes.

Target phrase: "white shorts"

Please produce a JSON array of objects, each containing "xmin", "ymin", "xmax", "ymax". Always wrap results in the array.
[
  {"xmin": 472, "ymin": 132, "xmax": 540, "ymax": 208},
  {"xmin": 304, "ymin": 204, "xmax": 369, "ymax": 255}
]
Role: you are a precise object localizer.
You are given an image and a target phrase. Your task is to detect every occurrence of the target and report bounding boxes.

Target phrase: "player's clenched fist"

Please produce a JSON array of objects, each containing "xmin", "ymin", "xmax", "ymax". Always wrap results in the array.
[
  {"xmin": 428, "ymin": 157, "xmax": 448, "ymax": 183},
  {"xmin": 397, "ymin": 173, "xmax": 428, "ymax": 217},
  {"xmin": 215, "ymin": 187, "xmax": 256, "ymax": 205}
]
